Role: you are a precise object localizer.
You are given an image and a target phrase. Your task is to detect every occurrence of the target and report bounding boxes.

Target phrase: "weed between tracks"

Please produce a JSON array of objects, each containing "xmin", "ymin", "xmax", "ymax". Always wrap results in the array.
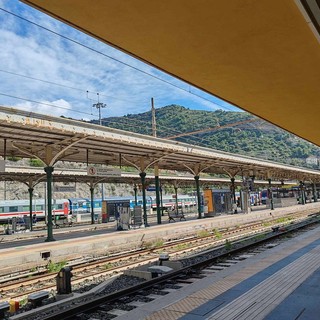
[
  {"xmin": 225, "ymin": 239, "xmax": 232, "ymax": 251},
  {"xmin": 47, "ymin": 261, "xmax": 67, "ymax": 273},
  {"xmin": 213, "ymin": 228, "xmax": 222, "ymax": 239},
  {"xmin": 197, "ymin": 230, "xmax": 210, "ymax": 238},
  {"xmin": 143, "ymin": 239, "xmax": 164, "ymax": 249}
]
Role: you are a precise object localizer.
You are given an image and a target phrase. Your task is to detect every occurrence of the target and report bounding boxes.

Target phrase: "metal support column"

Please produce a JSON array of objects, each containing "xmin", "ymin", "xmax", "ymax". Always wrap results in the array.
[
  {"xmin": 194, "ymin": 175, "xmax": 202, "ymax": 219},
  {"xmin": 139, "ymin": 172, "xmax": 149, "ymax": 227},
  {"xmin": 313, "ymin": 183, "xmax": 317, "ymax": 202},
  {"xmin": 230, "ymin": 177, "xmax": 237, "ymax": 213},
  {"xmin": 230, "ymin": 177, "xmax": 236, "ymax": 204},
  {"xmin": 174, "ymin": 185, "xmax": 179, "ymax": 214},
  {"xmin": 155, "ymin": 168, "xmax": 161, "ymax": 224},
  {"xmin": 134, "ymin": 184, "xmax": 138, "ymax": 205},
  {"xmin": 268, "ymin": 178, "xmax": 274, "ymax": 210},
  {"xmin": 160, "ymin": 183, "xmax": 164, "ymax": 216},
  {"xmin": 300, "ymin": 181, "xmax": 305, "ymax": 205},
  {"xmin": 44, "ymin": 166, "xmax": 55, "ymax": 242},
  {"xmin": 90, "ymin": 186, "xmax": 95, "ymax": 224},
  {"xmin": 28, "ymin": 187, "xmax": 34, "ymax": 231}
]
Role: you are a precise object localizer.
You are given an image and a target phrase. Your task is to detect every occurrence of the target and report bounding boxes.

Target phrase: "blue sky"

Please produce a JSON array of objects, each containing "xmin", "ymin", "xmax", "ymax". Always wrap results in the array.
[{"xmin": 0, "ymin": 0, "xmax": 239, "ymax": 121}]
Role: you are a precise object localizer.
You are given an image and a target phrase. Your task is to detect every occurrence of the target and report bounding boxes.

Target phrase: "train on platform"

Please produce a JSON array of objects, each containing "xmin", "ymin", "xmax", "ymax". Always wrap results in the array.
[
  {"xmin": 260, "ymin": 187, "xmax": 301, "ymax": 205},
  {"xmin": 0, "ymin": 185, "xmax": 312, "ymax": 223},
  {"xmin": 0, "ymin": 194, "xmax": 197, "ymax": 222},
  {"xmin": 0, "ymin": 198, "xmax": 69, "ymax": 223}
]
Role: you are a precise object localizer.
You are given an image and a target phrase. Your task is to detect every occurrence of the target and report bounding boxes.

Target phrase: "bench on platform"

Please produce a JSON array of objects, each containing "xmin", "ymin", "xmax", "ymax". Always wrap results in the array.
[{"xmin": 168, "ymin": 210, "xmax": 186, "ymax": 222}]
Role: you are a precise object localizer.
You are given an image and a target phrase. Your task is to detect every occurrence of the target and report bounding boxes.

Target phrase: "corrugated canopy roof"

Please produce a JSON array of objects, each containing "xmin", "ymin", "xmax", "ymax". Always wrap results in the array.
[{"xmin": 22, "ymin": 0, "xmax": 320, "ymax": 146}]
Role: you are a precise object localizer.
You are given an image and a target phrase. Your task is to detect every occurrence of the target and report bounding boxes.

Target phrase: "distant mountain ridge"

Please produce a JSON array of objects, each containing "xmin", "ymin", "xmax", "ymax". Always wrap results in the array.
[{"xmin": 91, "ymin": 105, "xmax": 320, "ymax": 169}]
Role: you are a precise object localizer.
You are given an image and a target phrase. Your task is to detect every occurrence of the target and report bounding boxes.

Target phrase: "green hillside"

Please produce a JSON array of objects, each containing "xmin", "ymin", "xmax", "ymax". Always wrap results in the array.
[{"xmin": 93, "ymin": 105, "xmax": 320, "ymax": 169}]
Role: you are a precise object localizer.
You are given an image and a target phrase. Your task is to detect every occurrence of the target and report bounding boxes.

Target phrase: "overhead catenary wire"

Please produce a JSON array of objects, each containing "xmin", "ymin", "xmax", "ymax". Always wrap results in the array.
[
  {"xmin": 0, "ymin": 7, "xmax": 235, "ymax": 112},
  {"xmin": 0, "ymin": 91, "xmax": 257, "ymax": 151},
  {"xmin": 0, "ymin": 6, "xmax": 261, "ymax": 152},
  {"xmin": 98, "ymin": 113, "xmax": 261, "ymax": 149},
  {"xmin": 0, "ymin": 92, "xmax": 98, "ymax": 118},
  {"xmin": 0, "ymin": 91, "xmax": 268, "ymax": 159},
  {"xmin": 0, "ymin": 70, "xmax": 243, "ymax": 145},
  {"xmin": 0, "ymin": 69, "xmax": 140, "ymax": 105},
  {"xmin": 0, "ymin": 91, "xmax": 185, "ymax": 137}
]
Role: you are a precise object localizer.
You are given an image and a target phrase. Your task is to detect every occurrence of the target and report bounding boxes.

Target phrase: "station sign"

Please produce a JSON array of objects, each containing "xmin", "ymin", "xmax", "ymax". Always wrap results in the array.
[
  {"xmin": 146, "ymin": 185, "xmax": 162, "ymax": 192},
  {"xmin": 87, "ymin": 166, "xmax": 121, "ymax": 177},
  {"xmin": 0, "ymin": 160, "xmax": 4, "ymax": 172},
  {"xmin": 54, "ymin": 185, "xmax": 77, "ymax": 192}
]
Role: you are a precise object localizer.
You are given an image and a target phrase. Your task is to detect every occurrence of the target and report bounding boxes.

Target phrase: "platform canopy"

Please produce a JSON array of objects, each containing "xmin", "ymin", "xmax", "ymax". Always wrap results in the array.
[
  {"xmin": 22, "ymin": 0, "xmax": 320, "ymax": 147},
  {"xmin": 0, "ymin": 106, "xmax": 320, "ymax": 183},
  {"xmin": 3, "ymin": 165, "xmax": 285, "ymax": 188}
]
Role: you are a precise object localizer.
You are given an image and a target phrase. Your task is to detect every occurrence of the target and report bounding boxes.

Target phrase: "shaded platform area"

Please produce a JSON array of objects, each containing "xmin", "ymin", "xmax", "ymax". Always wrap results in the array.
[
  {"xmin": 265, "ymin": 267, "xmax": 320, "ymax": 320},
  {"xmin": 116, "ymin": 221, "xmax": 320, "ymax": 320}
]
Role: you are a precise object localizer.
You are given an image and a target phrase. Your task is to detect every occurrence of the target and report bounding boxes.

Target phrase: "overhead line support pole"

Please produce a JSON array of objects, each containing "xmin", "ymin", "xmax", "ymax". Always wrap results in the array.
[{"xmin": 93, "ymin": 98, "xmax": 106, "ymax": 201}]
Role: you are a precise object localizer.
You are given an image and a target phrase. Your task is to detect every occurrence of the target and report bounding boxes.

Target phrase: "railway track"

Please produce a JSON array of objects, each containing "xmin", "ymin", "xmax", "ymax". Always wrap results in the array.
[
  {"xmin": 11, "ymin": 214, "xmax": 319, "ymax": 320},
  {"xmin": 0, "ymin": 210, "xmax": 315, "ymax": 302},
  {"xmin": 3, "ymin": 212, "xmax": 319, "ymax": 319}
]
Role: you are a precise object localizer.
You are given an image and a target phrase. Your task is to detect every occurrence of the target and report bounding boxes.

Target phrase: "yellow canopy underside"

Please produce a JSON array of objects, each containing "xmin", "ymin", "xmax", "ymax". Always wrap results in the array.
[{"xmin": 22, "ymin": 0, "xmax": 320, "ymax": 146}]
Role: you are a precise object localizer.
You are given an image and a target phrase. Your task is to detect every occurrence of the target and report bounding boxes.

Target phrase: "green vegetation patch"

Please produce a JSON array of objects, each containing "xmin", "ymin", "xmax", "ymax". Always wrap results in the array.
[
  {"xmin": 213, "ymin": 228, "xmax": 222, "ymax": 239},
  {"xmin": 225, "ymin": 239, "xmax": 232, "ymax": 251},
  {"xmin": 47, "ymin": 260, "xmax": 67, "ymax": 273},
  {"xmin": 197, "ymin": 230, "xmax": 210, "ymax": 238}
]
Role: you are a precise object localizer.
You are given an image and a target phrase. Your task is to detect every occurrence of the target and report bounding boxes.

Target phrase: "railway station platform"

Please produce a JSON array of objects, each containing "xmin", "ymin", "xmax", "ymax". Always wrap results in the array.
[
  {"xmin": 0, "ymin": 202, "xmax": 320, "ymax": 274},
  {"xmin": 116, "ymin": 218, "xmax": 320, "ymax": 320}
]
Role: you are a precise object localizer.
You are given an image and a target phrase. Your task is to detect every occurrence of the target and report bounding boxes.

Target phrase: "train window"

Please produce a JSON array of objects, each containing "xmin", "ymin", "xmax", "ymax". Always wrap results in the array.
[
  {"xmin": 36, "ymin": 205, "xmax": 43, "ymax": 211},
  {"xmin": 9, "ymin": 206, "xmax": 18, "ymax": 212},
  {"xmin": 56, "ymin": 204, "xmax": 63, "ymax": 209},
  {"xmin": 22, "ymin": 205, "xmax": 30, "ymax": 211},
  {"xmin": 0, "ymin": 207, "xmax": 4, "ymax": 213}
]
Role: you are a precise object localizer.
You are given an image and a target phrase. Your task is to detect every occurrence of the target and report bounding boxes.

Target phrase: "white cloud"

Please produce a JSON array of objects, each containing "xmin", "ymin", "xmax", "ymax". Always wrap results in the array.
[
  {"xmin": 15, "ymin": 99, "xmax": 74, "ymax": 117},
  {"xmin": 0, "ymin": 0, "xmax": 238, "ymax": 121}
]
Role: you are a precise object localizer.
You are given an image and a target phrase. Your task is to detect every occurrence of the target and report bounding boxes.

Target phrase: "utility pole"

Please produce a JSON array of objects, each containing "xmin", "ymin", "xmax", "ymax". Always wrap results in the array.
[
  {"xmin": 93, "ymin": 101, "xmax": 106, "ymax": 126},
  {"xmin": 151, "ymin": 98, "xmax": 157, "ymax": 137},
  {"xmin": 92, "ymin": 94, "xmax": 107, "ymax": 200}
]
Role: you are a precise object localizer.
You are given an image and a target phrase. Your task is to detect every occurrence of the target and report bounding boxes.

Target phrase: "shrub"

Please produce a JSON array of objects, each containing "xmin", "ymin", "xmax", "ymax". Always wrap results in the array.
[{"xmin": 29, "ymin": 158, "xmax": 44, "ymax": 167}]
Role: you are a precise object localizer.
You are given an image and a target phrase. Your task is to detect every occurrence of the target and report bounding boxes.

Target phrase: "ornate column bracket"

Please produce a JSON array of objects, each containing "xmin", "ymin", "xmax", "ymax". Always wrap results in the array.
[
  {"xmin": 12, "ymin": 135, "xmax": 89, "ymax": 166},
  {"xmin": 222, "ymin": 168, "xmax": 240, "ymax": 179},
  {"xmin": 121, "ymin": 153, "xmax": 172, "ymax": 172}
]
